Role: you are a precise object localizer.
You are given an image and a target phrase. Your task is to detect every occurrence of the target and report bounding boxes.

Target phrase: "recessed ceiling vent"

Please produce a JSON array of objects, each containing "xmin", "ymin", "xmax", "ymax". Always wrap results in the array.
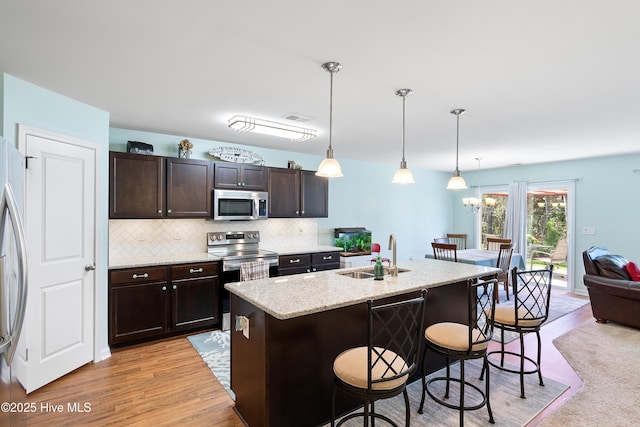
[{"xmin": 284, "ymin": 114, "xmax": 312, "ymax": 123}]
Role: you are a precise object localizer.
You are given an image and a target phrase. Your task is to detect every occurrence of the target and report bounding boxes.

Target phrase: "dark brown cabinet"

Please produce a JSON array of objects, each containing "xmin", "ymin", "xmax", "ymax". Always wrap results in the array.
[
  {"xmin": 267, "ymin": 167, "xmax": 328, "ymax": 218},
  {"xmin": 109, "ymin": 261, "xmax": 220, "ymax": 346},
  {"xmin": 277, "ymin": 251, "xmax": 340, "ymax": 276},
  {"xmin": 109, "ymin": 151, "xmax": 213, "ymax": 219},
  {"xmin": 214, "ymin": 163, "xmax": 267, "ymax": 191}
]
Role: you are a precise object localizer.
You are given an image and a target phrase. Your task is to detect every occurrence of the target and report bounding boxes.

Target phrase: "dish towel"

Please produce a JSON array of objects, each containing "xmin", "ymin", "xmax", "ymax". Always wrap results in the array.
[{"xmin": 240, "ymin": 260, "xmax": 270, "ymax": 281}]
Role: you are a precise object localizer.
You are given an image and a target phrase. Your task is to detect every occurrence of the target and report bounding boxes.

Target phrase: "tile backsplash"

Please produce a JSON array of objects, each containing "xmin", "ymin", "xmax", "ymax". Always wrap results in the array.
[{"xmin": 109, "ymin": 218, "xmax": 320, "ymax": 259}]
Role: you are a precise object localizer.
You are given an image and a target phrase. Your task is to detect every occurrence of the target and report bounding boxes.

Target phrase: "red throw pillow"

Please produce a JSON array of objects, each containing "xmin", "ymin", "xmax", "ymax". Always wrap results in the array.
[{"xmin": 625, "ymin": 261, "xmax": 640, "ymax": 282}]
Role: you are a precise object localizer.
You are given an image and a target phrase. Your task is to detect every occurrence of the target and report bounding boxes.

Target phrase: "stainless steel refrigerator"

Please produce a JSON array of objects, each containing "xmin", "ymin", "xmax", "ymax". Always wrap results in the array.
[{"xmin": 0, "ymin": 137, "xmax": 28, "ymax": 426}]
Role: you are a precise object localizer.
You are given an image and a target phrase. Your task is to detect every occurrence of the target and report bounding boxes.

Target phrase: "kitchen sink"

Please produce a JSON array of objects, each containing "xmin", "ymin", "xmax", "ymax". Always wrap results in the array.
[{"xmin": 337, "ymin": 266, "xmax": 411, "ymax": 279}]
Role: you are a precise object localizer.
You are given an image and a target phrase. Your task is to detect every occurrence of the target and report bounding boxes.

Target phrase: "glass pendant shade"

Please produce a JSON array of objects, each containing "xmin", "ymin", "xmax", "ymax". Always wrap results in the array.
[
  {"xmin": 316, "ymin": 148, "xmax": 343, "ymax": 177},
  {"xmin": 392, "ymin": 160, "xmax": 415, "ymax": 184},
  {"xmin": 316, "ymin": 61, "xmax": 343, "ymax": 178},
  {"xmin": 446, "ymin": 170, "xmax": 468, "ymax": 189}
]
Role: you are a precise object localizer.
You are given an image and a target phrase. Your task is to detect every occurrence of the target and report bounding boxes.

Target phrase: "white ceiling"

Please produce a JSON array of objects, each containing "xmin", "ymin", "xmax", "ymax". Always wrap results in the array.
[{"xmin": 1, "ymin": 1, "xmax": 639, "ymax": 171}]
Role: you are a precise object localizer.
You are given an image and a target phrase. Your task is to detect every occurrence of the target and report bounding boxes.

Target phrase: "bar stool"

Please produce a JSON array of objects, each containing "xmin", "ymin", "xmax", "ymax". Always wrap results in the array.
[
  {"xmin": 481, "ymin": 266, "xmax": 553, "ymax": 398},
  {"xmin": 331, "ymin": 290, "xmax": 427, "ymax": 427},
  {"xmin": 418, "ymin": 279, "xmax": 496, "ymax": 426}
]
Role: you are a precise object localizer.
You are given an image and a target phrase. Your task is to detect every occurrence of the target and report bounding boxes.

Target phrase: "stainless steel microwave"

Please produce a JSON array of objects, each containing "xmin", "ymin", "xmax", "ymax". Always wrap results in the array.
[{"xmin": 213, "ymin": 189, "xmax": 268, "ymax": 220}]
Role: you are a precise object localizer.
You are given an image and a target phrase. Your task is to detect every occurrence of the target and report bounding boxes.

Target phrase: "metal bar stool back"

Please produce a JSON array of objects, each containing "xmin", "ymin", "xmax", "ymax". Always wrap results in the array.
[
  {"xmin": 481, "ymin": 266, "xmax": 553, "ymax": 398},
  {"xmin": 331, "ymin": 290, "xmax": 427, "ymax": 427}
]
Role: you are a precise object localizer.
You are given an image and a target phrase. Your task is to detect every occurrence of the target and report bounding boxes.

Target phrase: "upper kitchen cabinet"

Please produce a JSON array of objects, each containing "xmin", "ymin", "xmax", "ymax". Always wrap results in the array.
[
  {"xmin": 267, "ymin": 167, "xmax": 328, "ymax": 218},
  {"xmin": 110, "ymin": 151, "xmax": 164, "ymax": 218},
  {"xmin": 109, "ymin": 151, "xmax": 213, "ymax": 219},
  {"xmin": 214, "ymin": 163, "xmax": 267, "ymax": 191},
  {"xmin": 166, "ymin": 157, "xmax": 213, "ymax": 217}
]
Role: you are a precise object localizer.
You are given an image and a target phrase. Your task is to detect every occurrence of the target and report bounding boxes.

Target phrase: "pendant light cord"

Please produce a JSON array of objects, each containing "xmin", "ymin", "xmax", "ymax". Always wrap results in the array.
[
  {"xmin": 402, "ymin": 94, "xmax": 406, "ymax": 161},
  {"xmin": 455, "ymin": 113, "xmax": 460, "ymax": 171},
  {"xmin": 328, "ymin": 70, "xmax": 334, "ymax": 151}
]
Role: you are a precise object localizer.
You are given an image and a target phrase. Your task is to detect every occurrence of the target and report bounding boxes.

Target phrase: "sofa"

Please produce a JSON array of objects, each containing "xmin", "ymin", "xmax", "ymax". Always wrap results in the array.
[{"xmin": 582, "ymin": 246, "xmax": 640, "ymax": 328}]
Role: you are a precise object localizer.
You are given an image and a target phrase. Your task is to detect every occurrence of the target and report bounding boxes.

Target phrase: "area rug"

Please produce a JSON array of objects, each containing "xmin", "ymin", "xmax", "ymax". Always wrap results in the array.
[
  {"xmin": 540, "ymin": 320, "xmax": 640, "ymax": 426},
  {"xmin": 329, "ymin": 359, "xmax": 568, "ymax": 427},
  {"xmin": 188, "ymin": 330, "xmax": 567, "ymax": 426},
  {"xmin": 493, "ymin": 292, "xmax": 589, "ymax": 343},
  {"xmin": 187, "ymin": 330, "xmax": 234, "ymax": 399}
]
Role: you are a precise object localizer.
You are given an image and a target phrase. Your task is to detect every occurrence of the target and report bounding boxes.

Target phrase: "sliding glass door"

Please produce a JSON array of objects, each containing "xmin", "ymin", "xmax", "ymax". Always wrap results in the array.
[{"xmin": 478, "ymin": 181, "xmax": 575, "ymax": 291}]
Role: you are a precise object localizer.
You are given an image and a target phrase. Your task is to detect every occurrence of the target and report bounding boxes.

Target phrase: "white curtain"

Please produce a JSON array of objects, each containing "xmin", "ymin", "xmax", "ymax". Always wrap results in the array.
[{"xmin": 504, "ymin": 181, "xmax": 527, "ymax": 258}]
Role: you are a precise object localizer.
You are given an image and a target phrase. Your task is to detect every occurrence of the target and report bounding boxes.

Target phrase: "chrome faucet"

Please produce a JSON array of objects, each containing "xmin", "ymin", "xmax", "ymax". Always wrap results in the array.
[{"xmin": 388, "ymin": 234, "xmax": 398, "ymax": 277}]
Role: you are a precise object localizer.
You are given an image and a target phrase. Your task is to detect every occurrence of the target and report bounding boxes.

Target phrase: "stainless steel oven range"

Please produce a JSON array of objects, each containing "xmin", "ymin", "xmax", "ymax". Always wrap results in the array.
[{"xmin": 207, "ymin": 231, "xmax": 278, "ymax": 327}]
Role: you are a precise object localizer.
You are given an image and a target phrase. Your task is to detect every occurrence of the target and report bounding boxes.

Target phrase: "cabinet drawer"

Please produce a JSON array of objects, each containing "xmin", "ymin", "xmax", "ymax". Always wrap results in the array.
[
  {"xmin": 311, "ymin": 252, "xmax": 340, "ymax": 266},
  {"xmin": 171, "ymin": 262, "xmax": 220, "ymax": 280},
  {"xmin": 279, "ymin": 254, "xmax": 311, "ymax": 268},
  {"xmin": 110, "ymin": 266, "xmax": 168, "ymax": 285}
]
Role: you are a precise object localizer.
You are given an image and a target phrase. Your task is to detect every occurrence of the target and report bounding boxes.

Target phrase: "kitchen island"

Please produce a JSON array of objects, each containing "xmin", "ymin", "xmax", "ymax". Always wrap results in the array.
[{"xmin": 225, "ymin": 257, "xmax": 498, "ymax": 427}]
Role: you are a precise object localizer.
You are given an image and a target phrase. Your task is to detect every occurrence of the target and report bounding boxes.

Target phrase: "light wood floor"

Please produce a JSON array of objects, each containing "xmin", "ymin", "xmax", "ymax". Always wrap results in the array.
[{"xmin": 23, "ymin": 295, "xmax": 592, "ymax": 426}]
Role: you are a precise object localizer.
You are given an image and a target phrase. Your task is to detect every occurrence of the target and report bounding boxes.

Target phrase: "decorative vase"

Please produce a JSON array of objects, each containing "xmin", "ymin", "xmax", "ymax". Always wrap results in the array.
[{"xmin": 179, "ymin": 149, "xmax": 191, "ymax": 158}]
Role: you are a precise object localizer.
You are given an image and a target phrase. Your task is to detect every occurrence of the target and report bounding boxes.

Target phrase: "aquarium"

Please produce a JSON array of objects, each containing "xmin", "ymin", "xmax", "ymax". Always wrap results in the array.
[{"xmin": 334, "ymin": 227, "xmax": 372, "ymax": 256}]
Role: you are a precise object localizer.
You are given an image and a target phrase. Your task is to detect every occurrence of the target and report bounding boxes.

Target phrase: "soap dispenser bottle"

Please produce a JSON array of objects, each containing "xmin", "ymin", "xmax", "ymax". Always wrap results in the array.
[{"xmin": 374, "ymin": 255, "xmax": 384, "ymax": 280}]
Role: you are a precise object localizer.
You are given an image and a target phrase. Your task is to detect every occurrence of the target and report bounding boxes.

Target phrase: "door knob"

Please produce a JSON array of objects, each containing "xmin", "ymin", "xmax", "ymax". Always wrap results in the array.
[{"xmin": 85, "ymin": 264, "xmax": 96, "ymax": 271}]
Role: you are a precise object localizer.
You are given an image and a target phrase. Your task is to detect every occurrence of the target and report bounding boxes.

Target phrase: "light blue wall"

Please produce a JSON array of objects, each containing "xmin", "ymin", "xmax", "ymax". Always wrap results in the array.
[
  {"xmin": 2, "ymin": 74, "xmax": 111, "ymax": 361},
  {"xmin": 449, "ymin": 154, "xmax": 640, "ymax": 293},
  {"xmin": 110, "ymin": 128, "xmax": 453, "ymax": 261}
]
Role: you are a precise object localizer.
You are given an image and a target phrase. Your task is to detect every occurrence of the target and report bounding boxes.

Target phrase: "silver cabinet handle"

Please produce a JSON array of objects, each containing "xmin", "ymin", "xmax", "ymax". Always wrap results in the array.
[
  {"xmin": 162, "ymin": 286, "xmax": 167, "ymax": 291},
  {"xmin": 289, "ymin": 259, "xmax": 300, "ymax": 264},
  {"xmin": 173, "ymin": 285, "xmax": 177, "ymax": 290},
  {"xmin": 323, "ymin": 256, "xmax": 332, "ymax": 260},
  {"xmin": 132, "ymin": 273, "xmax": 149, "ymax": 279},
  {"xmin": 85, "ymin": 264, "xmax": 96, "ymax": 271},
  {"xmin": 157, "ymin": 209, "xmax": 162, "ymax": 214},
  {"xmin": 167, "ymin": 209, "xmax": 172, "ymax": 214},
  {"xmin": 189, "ymin": 268, "xmax": 204, "ymax": 274}
]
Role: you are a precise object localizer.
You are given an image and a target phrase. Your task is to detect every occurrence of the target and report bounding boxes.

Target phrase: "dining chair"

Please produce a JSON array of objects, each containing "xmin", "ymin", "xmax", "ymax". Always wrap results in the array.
[
  {"xmin": 431, "ymin": 242, "xmax": 458, "ymax": 262},
  {"xmin": 495, "ymin": 243, "xmax": 514, "ymax": 301},
  {"xmin": 481, "ymin": 266, "xmax": 553, "ymax": 398},
  {"xmin": 486, "ymin": 237, "xmax": 511, "ymax": 251},
  {"xmin": 331, "ymin": 290, "xmax": 427, "ymax": 427},
  {"xmin": 370, "ymin": 242, "xmax": 391, "ymax": 266},
  {"xmin": 446, "ymin": 233, "xmax": 467, "ymax": 250},
  {"xmin": 418, "ymin": 278, "xmax": 496, "ymax": 425}
]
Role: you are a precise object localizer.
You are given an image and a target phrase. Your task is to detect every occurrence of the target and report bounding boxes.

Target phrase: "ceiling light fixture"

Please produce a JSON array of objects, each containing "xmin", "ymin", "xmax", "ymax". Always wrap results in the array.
[
  {"xmin": 228, "ymin": 115, "xmax": 316, "ymax": 142},
  {"xmin": 392, "ymin": 89, "xmax": 415, "ymax": 184},
  {"xmin": 446, "ymin": 108, "xmax": 468, "ymax": 190},
  {"xmin": 316, "ymin": 61, "xmax": 343, "ymax": 178}
]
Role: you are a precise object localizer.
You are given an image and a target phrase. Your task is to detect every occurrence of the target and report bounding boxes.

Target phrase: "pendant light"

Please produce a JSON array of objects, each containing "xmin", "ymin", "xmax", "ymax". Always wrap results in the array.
[
  {"xmin": 446, "ymin": 108, "xmax": 468, "ymax": 189},
  {"xmin": 392, "ymin": 89, "xmax": 415, "ymax": 184},
  {"xmin": 316, "ymin": 61, "xmax": 343, "ymax": 177}
]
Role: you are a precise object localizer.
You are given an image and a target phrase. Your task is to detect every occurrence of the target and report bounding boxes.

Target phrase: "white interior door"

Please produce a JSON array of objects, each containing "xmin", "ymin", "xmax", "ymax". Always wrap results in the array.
[{"xmin": 15, "ymin": 126, "xmax": 96, "ymax": 393}]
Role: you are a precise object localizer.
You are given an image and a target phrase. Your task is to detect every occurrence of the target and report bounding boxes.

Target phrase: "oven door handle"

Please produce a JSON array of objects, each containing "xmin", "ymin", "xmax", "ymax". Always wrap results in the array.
[{"xmin": 223, "ymin": 258, "xmax": 278, "ymax": 271}]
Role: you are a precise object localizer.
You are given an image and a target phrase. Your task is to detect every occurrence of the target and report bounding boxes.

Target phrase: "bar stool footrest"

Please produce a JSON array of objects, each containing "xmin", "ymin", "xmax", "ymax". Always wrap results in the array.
[
  {"xmin": 486, "ymin": 350, "xmax": 540, "ymax": 376},
  {"xmin": 426, "ymin": 376, "xmax": 488, "ymax": 412}
]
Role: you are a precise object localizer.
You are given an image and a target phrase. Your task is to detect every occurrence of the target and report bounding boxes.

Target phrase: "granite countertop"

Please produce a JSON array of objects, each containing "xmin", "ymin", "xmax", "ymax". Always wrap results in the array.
[
  {"xmin": 108, "ymin": 245, "xmax": 342, "ymax": 269},
  {"xmin": 225, "ymin": 257, "xmax": 499, "ymax": 320},
  {"xmin": 109, "ymin": 253, "xmax": 221, "ymax": 269}
]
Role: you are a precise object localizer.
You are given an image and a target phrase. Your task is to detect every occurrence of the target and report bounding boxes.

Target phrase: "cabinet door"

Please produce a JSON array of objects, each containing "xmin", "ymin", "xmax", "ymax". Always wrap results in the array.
[
  {"xmin": 301, "ymin": 170, "xmax": 328, "ymax": 218},
  {"xmin": 268, "ymin": 167, "xmax": 300, "ymax": 217},
  {"xmin": 214, "ymin": 163, "xmax": 243, "ymax": 189},
  {"xmin": 109, "ymin": 281, "xmax": 169, "ymax": 345},
  {"xmin": 166, "ymin": 158, "xmax": 213, "ymax": 217},
  {"xmin": 171, "ymin": 277, "xmax": 220, "ymax": 330},
  {"xmin": 240, "ymin": 165, "xmax": 267, "ymax": 190},
  {"xmin": 109, "ymin": 151, "xmax": 164, "ymax": 218}
]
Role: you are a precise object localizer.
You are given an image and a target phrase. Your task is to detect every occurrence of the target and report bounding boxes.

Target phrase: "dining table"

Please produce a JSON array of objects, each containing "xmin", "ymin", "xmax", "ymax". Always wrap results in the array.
[{"xmin": 425, "ymin": 248, "xmax": 526, "ymax": 270}]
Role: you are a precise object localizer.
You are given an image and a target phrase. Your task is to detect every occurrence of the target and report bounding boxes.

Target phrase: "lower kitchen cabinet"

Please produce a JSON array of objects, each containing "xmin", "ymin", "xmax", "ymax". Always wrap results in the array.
[
  {"xmin": 277, "ymin": 251, "xmax": 340, "ymax": 276},
  {"xmin": 109, "ymin": 261, "xmax": 220, "ymax": 346}
]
